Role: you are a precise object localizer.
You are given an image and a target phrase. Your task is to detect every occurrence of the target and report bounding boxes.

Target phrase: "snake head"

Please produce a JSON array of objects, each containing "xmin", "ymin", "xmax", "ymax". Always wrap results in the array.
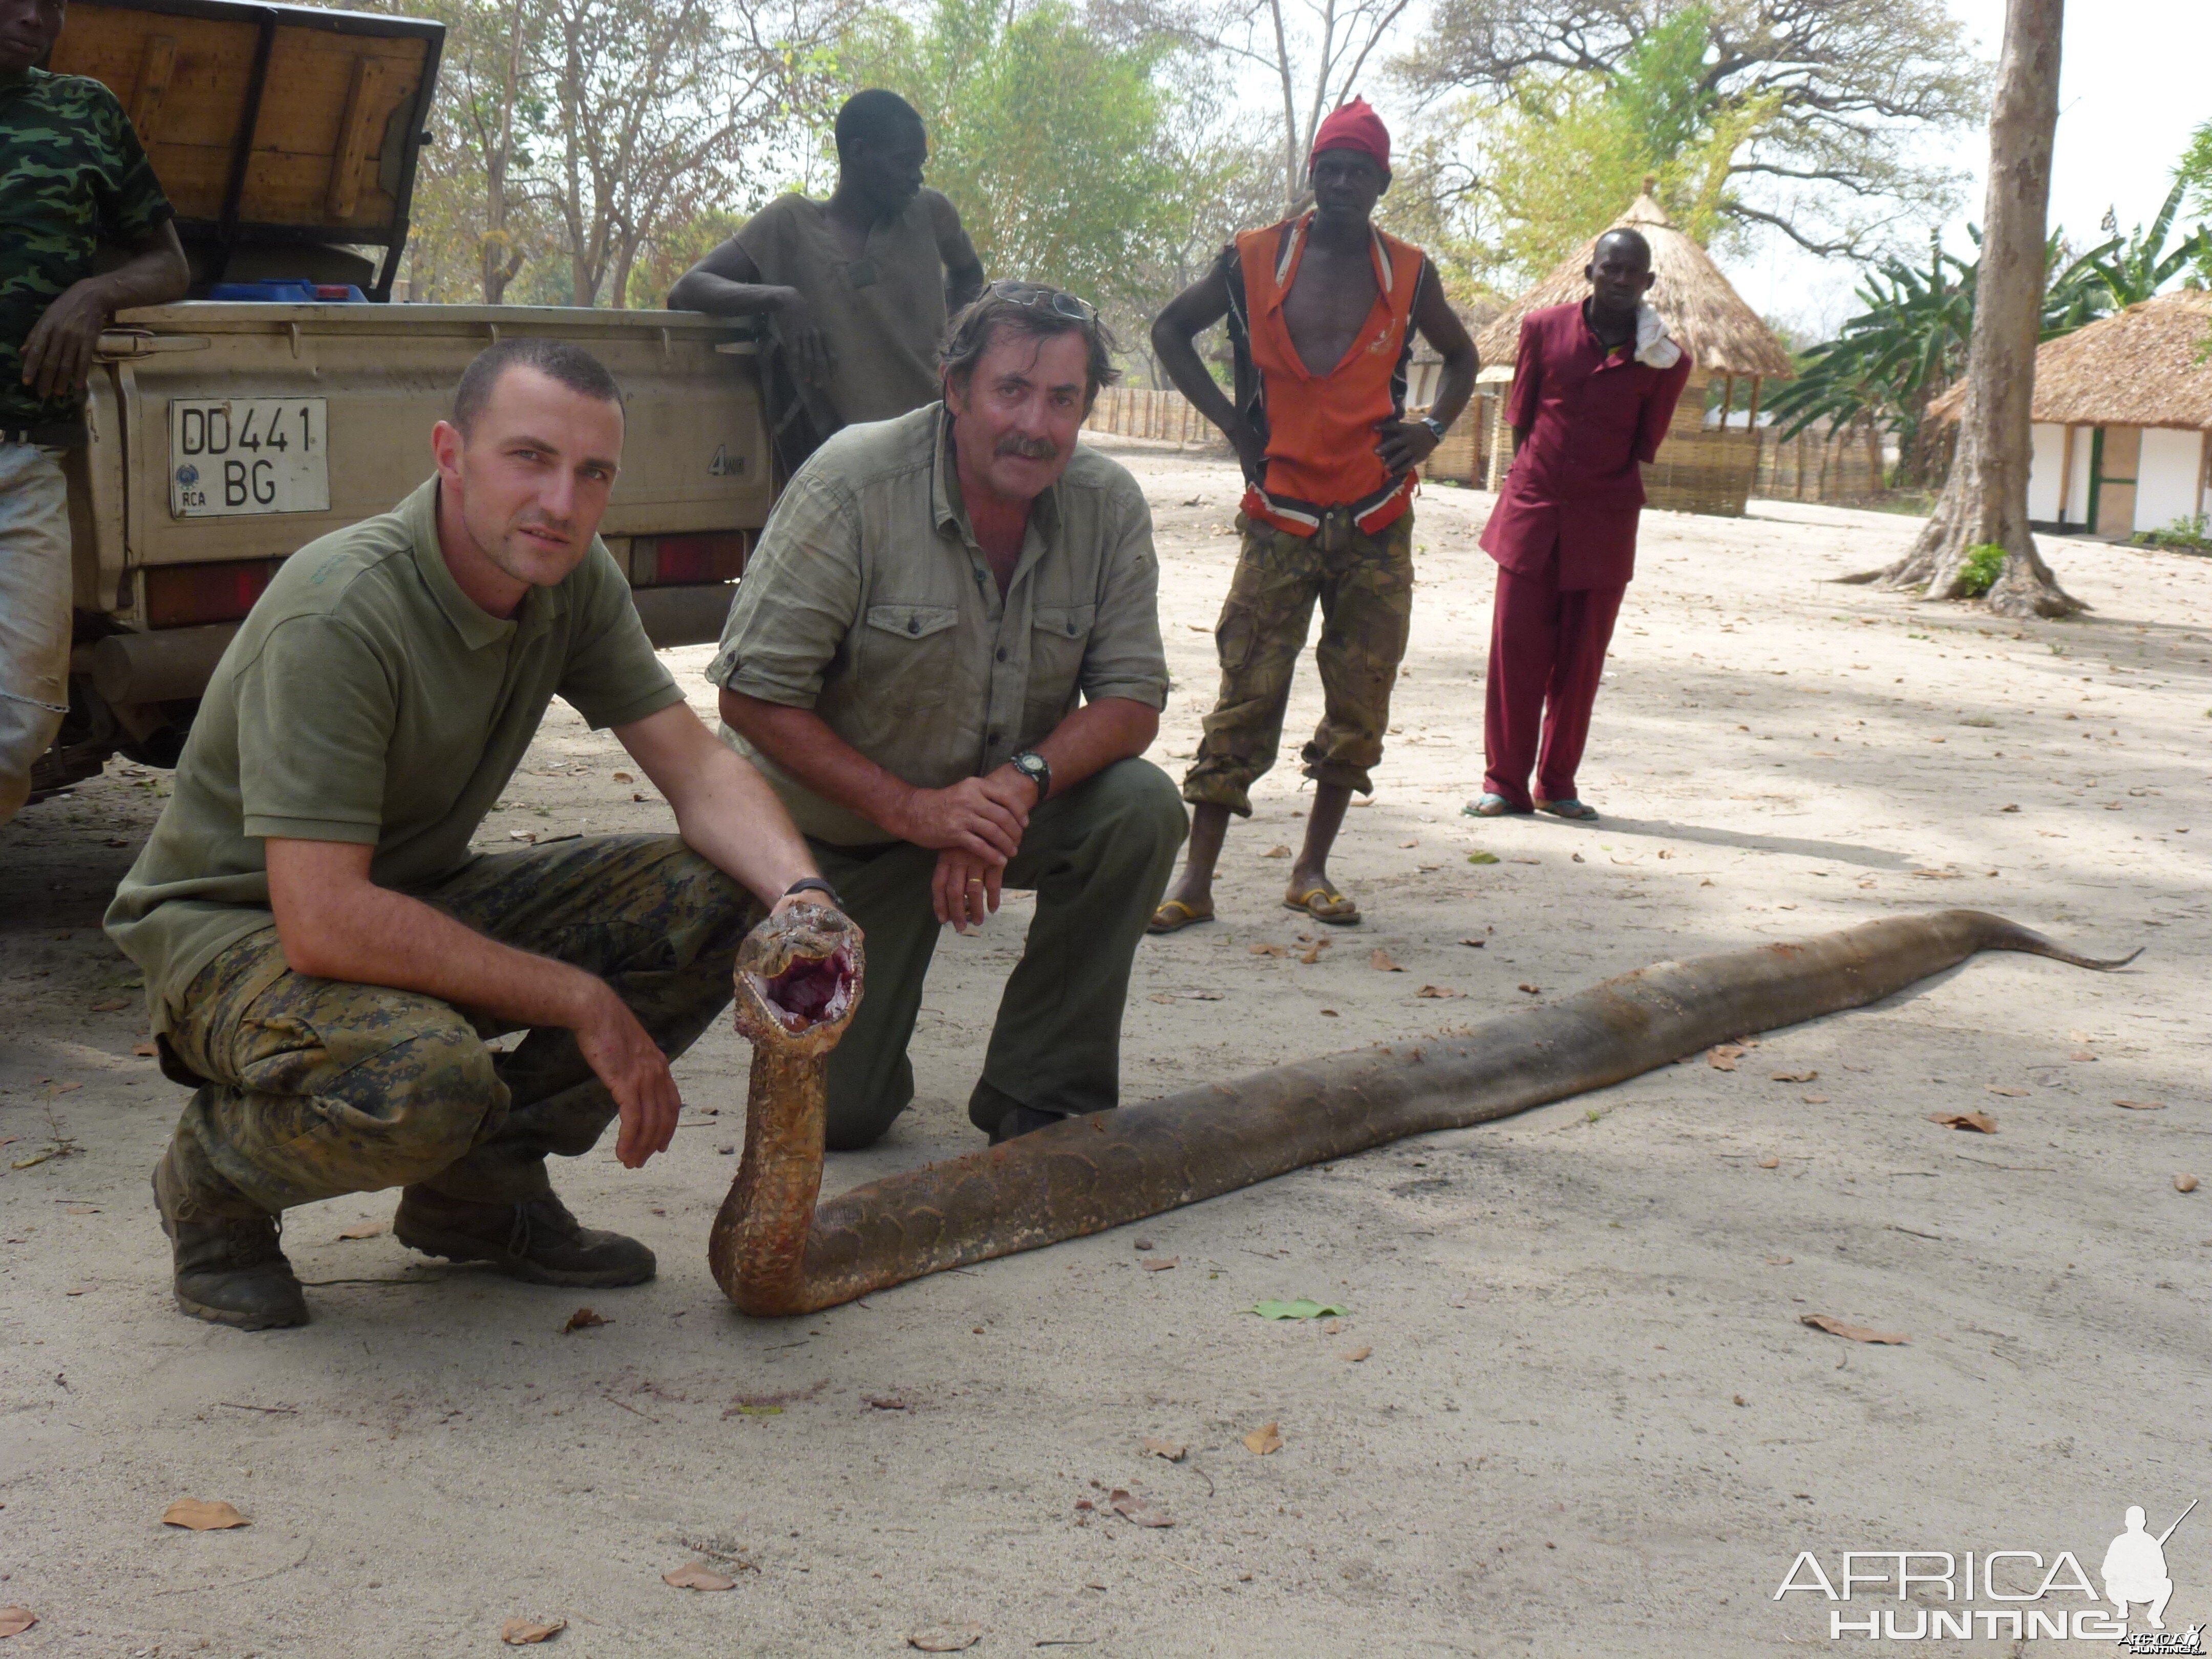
[{"xmin": 733, "ymin": 902, "xmax": 864, "ymax": 1054}]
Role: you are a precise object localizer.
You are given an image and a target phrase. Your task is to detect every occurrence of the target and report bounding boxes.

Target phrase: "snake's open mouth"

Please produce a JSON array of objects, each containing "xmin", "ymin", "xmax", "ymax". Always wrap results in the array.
[{"xmin": 752, "ymin": 948, "xmax": 857, "ymax": 1033}]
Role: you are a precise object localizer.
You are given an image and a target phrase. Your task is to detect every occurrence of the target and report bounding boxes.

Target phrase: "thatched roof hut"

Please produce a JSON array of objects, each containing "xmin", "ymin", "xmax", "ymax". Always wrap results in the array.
[
  {"xmin": 1474, "ymin": 193, "xmax": 1795, "ymax": 381},
  {"xmin": 1469, "ymin": 190, "xmax": 1793, "ymax": 515},
  {"xmin": 1929, "ymin": 289, "xmax": 2212, "ymax": 429},
  {"xmin": 1926, "ymin": 289, "xmax": 2212, "ymax": 540}
]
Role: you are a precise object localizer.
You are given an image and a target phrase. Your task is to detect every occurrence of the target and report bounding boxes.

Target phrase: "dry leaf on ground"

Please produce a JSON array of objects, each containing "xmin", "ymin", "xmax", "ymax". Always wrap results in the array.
[
  {"xmin": 500, "ymin": 1617, "xmax": 565, "ymax": 1645},
  {"xmin": 663, "ymin": 1563, "xmax": 737, "ymax": 1591},
  {"xmin": 2179, "ymin": 1175, "xmax": 2201, "ymax": 1194},
  {"xmin": 1770, "ymin": 1069, "xmax": 1818, "ymax": 1083},
  {"xmin": 1416, "ymin": 985, "xmax": 1462, "ymax": 998},
  {"xmin": 1398, "ymin": 839, "xmax": 1418, "ymax": 848},
  {"xmin": 2115, "ymin": 1100, "xmax": 2166, "ymax": 1111},
  {"xmin": 1243, "ymin": 1422, "xmax": 1283, "ymax": 1456},
  {"xmin": 562, "ymin": 1307, "xmax": 608, "ymax": 1333},
  {"xmin": 162, "ymin": 1498, "xmax": 248, "ymax": 1530},
  {"xmin": 0, "ymin": 1607, "xmax": 35, "ymax": 1638},
  {"xmin": 1803, "ymin": 1094, "xmax": 1830, "ymax": 1104},
  {"xmin": 1248, "ymin": 943, "xmax": 1288, "ymax": 957},
  {"xmin": 336, "ymin": 1220, "xmax": 386, "ymax": 1240},
  {"xmin": 90, "ymin": 997, "xmax": 127, "ymax": 1013},
  {"xmin": 907, "ymin": 1625, "xmax": 982, "ymax": 1652},
  {"xmin": 1517, "ymin": 983, "xmax": 1541, "ymax": 995},
  {"xmin": 1370, "ymin": 949, "xmax": 1403, "ymax": 972},
  {"xmin": 1800, "ymin": 1314, "xmax": 1908, "ymax": 1345},
  {"xmin": 1987, "ymin": 1085, "xmax": 2028, "ymax": 1097},
  {"xmin": 1339, "ymin": 1346, "xmax": 1372, "ymax": 1363},
  {"xmin": 1458, "ymin": 936, "xmax": 1486, "ymax": 947},
  {"xmin": 1708, "ymin": 1045, "xmax": 1743, "ymax": 1071},
  {"xmin": 1110, "ymin": 1487, "xmax": 1175, "ymax": 1526},
  {"xmin": 1141, "ymin": 1438, "xmax": 1187, "ymax": 1462},
  {"xmin": 1757, "ymin": 1156, "xmax": 1780, "ymax": 1169},
  {"xmin": 612, "ymin": 771, "xmax": 634, "ymax": 782},
  {"xmin": 2071, "ymin": 1050, "xmax": 2097, "ymax": 1062},
  {"xmin": 866, "ymin": 1395, "xmax": 911, "ymax": 1411},
  {"xmin": 1298, "ymin": 942, "xmax": 1326, "ymax": 964},
  {"xmin": 1140, "ymin": 1257, "xmax": 1178, "ymax": 1272},
  {"xmin": 1929, "ymin": 1112, "xmax": 1997, "ymax": 1134},
  {"xmin": 133, "ymin": 1040, "xmax": 158, "ymax": 1056},
  {"xmin": 1261, "ymin": 845, "xmax": 1291, "ymax": 859}
]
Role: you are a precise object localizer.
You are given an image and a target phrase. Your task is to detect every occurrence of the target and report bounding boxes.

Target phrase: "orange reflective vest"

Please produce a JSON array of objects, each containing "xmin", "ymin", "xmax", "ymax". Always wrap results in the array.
[{"xmin": 1227, "ymin": 214, "xmax": 1424, "ymax": 537}]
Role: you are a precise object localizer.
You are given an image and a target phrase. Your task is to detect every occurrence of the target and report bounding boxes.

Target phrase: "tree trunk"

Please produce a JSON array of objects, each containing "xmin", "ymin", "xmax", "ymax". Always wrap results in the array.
[{"xmin": 1881, "ymin": 0, "xmax": 2081, "ymax": 617}]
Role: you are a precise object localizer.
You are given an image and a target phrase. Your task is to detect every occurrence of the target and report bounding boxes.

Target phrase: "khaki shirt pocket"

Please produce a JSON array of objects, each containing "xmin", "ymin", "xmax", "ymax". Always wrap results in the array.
[
  {"xmin": 1026, "ymin": 602, "xmax": 1096, "ymax": 726},
  {"xmin": 860, "ymin": 603, "xmax": 960, "ymax": 707}
]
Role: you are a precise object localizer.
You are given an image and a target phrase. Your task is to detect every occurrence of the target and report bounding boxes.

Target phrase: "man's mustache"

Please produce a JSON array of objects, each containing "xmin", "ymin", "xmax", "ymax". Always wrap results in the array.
[
  {"xmin": 995, "ymin": 433, "xmax": 1060, "ymax": 461},
  {"xmin": 513, "ymin": 511, "xmax": 574, "ymax": 541}
]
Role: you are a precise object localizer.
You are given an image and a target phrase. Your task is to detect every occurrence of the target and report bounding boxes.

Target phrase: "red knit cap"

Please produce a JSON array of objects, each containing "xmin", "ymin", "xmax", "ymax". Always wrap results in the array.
[{"xmin": 1310, "ymin": 97, "xmax": 1390, "ymax": 171}]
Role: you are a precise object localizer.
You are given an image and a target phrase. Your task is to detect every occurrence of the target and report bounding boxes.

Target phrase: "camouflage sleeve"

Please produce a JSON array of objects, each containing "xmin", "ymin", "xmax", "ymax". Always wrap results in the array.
[{"xmin": 91, "ymin": 83, "xmax": 174, "ymax": 245}]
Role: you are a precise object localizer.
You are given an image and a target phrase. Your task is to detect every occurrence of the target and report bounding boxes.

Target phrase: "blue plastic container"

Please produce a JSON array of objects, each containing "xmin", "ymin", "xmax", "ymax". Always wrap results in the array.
[{"xmin": 207, "ymin": 279, "xmax": 369, "ymax": 303}]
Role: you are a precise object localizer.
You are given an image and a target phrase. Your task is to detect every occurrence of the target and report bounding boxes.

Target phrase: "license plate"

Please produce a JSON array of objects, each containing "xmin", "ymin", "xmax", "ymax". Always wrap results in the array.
[{"xmin": 168, "ymin": 398, "xmax": 329, "ymax": 518}]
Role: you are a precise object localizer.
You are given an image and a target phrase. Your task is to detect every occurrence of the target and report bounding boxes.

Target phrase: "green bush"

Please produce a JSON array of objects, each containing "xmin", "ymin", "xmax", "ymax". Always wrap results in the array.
[
  {"xmin": 2143, "ymin": 513, "xmax": 2212, "ymax": 551},
  {"xmin": 1958, "ymin": 543, "xmax": 2007, "ymax": 597}
]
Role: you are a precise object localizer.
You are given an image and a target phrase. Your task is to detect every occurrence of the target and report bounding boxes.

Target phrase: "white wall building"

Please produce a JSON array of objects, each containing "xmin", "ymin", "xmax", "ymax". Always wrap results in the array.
[{"xmin": 2013, "ymin": 291, "xmax": 2212, "ymax": 538}]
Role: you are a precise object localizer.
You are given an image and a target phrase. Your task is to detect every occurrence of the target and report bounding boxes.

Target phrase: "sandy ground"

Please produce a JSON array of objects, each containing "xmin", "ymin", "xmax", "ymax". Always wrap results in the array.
[{"xmin": 4, "ymin": 443, "xmax": 2210, "ymax": 1657}]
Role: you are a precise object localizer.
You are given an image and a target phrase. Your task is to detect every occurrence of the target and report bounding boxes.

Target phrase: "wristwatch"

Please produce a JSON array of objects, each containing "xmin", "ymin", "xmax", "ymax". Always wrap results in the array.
[
  {"xmin": 1009, "ymin": 749, "xmax": 1052, "ymax": 803},
  {"xmin": 1418, "ymin": 414, "xmax": 1450, "ymax": 443},
  {"xmin": 781, "ymin": 876, "xmax": 845, "ymax": 908}
]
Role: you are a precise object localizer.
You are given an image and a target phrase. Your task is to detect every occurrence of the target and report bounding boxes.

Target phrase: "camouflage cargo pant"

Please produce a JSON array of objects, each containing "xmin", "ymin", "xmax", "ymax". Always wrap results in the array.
[
  {"xmin": 160, "ymin": 834, "xmax": 758, "ymax": 1214},
  {"xmin": 1181, "ymin": 509, "xmax": 1415, "ymax": 817}
]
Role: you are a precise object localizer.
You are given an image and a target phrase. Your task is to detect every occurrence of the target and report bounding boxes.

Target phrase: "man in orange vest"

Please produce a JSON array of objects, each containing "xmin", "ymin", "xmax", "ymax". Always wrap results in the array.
[{"xmin": 1146, "ymin": 99, "xmax": 1476, "ymax": 930}]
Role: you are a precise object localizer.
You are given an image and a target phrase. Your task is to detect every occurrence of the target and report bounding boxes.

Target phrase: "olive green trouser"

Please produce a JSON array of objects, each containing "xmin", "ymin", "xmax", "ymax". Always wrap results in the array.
[
  {"xmin": 810, "ymin": 757, "xmax": 1187, "ymax": 1151},
  {"xmin": 1182, "ymin": 509, "xmax": 1415, "ymax": 817},
  {"xmin": 159, "ymin": 835, "xmax": 759, "ymax": 1214}
]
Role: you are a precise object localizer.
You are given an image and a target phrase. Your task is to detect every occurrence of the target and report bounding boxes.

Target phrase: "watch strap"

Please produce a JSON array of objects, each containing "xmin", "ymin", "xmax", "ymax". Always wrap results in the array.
[{"xmin": 781, "ymin": 876, "xmax": 845, "ymax": 908}]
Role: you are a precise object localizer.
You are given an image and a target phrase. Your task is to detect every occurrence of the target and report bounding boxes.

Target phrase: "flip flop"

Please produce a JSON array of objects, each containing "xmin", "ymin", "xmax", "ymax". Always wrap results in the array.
[
  {"xmin": 1283, "ymin": 881, "xmax": 1362, "ymax": 926},
  {"xmin": 1536, "ymin": 797, "xmax": 1599, "ymax": 821},
  {"xmin": 1462, "ymin": 794, "xmax": 1530, "ymax": 818},
  {"xmin": 1148, "ymin": 897, "xmax": 1215, "ymax": 934}
]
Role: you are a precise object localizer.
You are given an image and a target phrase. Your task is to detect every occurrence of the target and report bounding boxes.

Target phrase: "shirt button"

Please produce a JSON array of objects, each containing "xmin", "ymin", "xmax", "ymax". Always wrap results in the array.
[
  {"xmin": 907, "ymin": 618, "xmax": 920, "ymax": 634},
  {"xmin": 995, "ymin": 647, "xmax": 1008, "ymax": 663},
  {"xmin": 988, "ymin": 730, "xmax": 1002, "ymax": 744}
]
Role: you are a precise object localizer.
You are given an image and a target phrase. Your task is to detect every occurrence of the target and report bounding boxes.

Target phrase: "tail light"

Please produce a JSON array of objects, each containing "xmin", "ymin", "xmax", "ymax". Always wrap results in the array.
[
  {"xmin": 145, "ymin": 559, "xmax": 284, "ymax": 627},
  {"xmin": 632, "ymin": 532, "xmax": 749, "ymax": 586}
]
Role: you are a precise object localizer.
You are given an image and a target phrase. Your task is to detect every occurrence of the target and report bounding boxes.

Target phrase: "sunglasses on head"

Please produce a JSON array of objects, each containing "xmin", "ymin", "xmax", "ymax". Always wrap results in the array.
[{"xmin": 984, "ymin": 281, "xmax": 1098, "ymax": 324}]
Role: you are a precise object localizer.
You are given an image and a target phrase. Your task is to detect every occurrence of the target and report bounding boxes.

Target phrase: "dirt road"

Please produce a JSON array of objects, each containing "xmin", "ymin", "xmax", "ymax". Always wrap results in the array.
[{"xmin": 3, "ymin": 445, "xmax": 2207, "ymax": 1654}]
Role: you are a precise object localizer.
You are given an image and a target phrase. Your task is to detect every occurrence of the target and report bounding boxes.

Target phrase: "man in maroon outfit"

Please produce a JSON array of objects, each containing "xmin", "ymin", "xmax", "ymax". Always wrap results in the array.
[{"xmin": 1469, "ymin": 228, "xmax": 1691, "ymax": 822}]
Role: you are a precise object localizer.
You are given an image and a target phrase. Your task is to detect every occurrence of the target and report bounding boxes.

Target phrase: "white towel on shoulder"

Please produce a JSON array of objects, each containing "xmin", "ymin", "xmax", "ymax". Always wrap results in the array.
[{"xmin": 1635, "ymin": 305, "xmax": 1682, "ymax": 369}]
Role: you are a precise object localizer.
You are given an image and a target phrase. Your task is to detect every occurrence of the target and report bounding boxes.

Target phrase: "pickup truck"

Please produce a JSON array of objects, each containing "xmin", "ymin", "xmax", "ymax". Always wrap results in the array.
[{"xmin": 31, "ymin": 0, "xmax": 772, "ymax": 799}]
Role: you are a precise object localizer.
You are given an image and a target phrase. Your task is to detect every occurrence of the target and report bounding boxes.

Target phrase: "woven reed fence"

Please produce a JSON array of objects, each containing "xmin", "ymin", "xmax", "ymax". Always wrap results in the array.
[
  {"xmin": 1082, "ymin": 386, "xmax": 1223, "ymax": 448},
  {"xmin": 1756, "ymin": 417, "xmax": 1890, "ymax": 503}
]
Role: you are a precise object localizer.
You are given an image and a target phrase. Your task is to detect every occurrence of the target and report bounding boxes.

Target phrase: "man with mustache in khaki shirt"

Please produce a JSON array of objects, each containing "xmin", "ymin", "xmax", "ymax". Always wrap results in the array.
[{"xmin": 711, "ymin": 284, "xmax": 1184, "ymax": 1151}]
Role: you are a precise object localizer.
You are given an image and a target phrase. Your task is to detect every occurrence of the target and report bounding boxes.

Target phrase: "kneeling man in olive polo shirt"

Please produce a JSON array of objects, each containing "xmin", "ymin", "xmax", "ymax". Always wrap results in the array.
[
  {"xmin": 105, "ymin": 338, "xmax": 833, "ymax": 1331},
  {"xmin": 713, "ymin": 283, "xmax": 1185, "ymax": 1150}
]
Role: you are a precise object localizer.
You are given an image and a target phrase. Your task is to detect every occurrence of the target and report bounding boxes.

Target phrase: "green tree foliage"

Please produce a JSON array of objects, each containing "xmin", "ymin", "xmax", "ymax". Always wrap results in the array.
[
  {"xmin": 1400, "ymin": 0, "xmax": 1986, "ymax": 261},
  {"xmin": 844, "ymin": 0, "xmax": 1194, "ymax": 308},
  {"xmin": 1461, "ymin": 8, "xmax": 1779, "ymax": 278},
  {"xmin": 1764, "ymin": 185, "xmax": 2210, "ymax": 491}
]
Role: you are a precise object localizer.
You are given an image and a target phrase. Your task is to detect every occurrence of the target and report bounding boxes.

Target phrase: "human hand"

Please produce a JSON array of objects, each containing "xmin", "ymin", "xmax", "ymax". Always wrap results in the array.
[
  {"xmin": 932, "ymin": 847, "xmax": 1002, "ymax": 931},
  {"xmin": 1374, "ymin": 419, "xmax": 1440, "ymax": 476},
  {"xmin": 894, "ymin": 775, "xmax": 1031, "ymax": 863},
  {"xmin": 571, "ymin": 982, "xmax": 682, "ymax": 1168},
  {"xmin": 775, "ymin": 289, "xmax": 836, "ymax": 386},
  {"xmin": 22, "ymin": 279, "xmax": 111, "ymax": 402}
]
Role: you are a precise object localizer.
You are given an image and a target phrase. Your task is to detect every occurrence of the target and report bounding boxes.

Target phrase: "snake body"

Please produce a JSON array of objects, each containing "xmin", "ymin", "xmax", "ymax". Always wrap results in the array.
[{"xmin": 707, "ymin": 908, "xmax": 2135, "ymax": 1316}]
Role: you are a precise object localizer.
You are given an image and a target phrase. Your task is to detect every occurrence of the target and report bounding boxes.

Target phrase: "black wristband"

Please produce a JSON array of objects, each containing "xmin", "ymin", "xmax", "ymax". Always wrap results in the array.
[{"xmin": 781, "ymin": 877, "xmax": 844, "ymax": 908}]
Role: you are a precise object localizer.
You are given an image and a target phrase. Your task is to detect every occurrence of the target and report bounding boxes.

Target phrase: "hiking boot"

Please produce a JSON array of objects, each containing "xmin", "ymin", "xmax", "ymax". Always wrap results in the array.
[
  {"xmin": 393, "ymin": 1186, "xmax": 655, "ymax": 1287},
  {"xmin": 152, "ymin": 1143, "xmax": 308, "ymax": 1331}
]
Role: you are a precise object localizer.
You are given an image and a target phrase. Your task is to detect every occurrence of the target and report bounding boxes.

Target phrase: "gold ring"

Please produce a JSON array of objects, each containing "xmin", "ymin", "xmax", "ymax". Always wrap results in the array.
[{"xmin": 967, "ymin": 878, "xmax": 984, "ymax": 887}]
